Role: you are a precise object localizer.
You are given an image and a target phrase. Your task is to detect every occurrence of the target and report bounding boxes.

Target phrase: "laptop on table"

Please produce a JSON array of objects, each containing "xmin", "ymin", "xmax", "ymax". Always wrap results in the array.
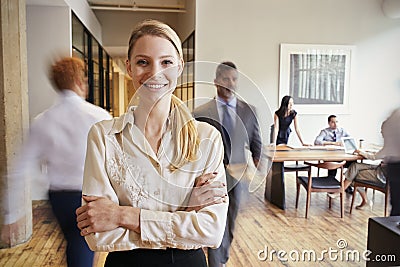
[{"xmin": 342, "ymin": 137, "xmax": 358, "ymax": 154}]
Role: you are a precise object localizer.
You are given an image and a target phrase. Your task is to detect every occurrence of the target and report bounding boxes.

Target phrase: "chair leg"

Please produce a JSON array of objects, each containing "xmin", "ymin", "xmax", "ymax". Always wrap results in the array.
[
  {"xmin": 305, "ymin": 190, "xmax": 311, "ymax": 218},
  {"xmin": 350, "ymin": 186, "xmax": 357, "ymax": 214},
  {"xmin": 340, "ymin": 192, "xmax": 344, "ymax": 218},
  {"xmin": 295, "ymin": 181, "xmax": 300, "ymax": 209},
  {"xmin": 384, "ymin": 189, "xmax": 389, "ymax": 217},
  {"xmin": 329, "ymin": 197, "xmax": 332, "ymax": 209}
]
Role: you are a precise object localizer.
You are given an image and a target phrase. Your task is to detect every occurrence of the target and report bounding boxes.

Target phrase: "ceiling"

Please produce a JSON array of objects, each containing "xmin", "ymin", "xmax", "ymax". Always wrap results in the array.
[
  {"xmin": 87, "ymin": 0, "xmax": 185, "ymax": 12},
  {"xmin": 86, "ymin": 0, "xmax": 187, "ymax": 59},
  {"xmin": 26, "ymin": 0, "xmax": 188, "ymax": 59}
]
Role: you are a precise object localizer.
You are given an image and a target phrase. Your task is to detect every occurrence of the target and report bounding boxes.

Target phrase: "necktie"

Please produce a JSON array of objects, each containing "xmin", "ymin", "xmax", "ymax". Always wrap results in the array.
[
  {"xmin": 333, "ymin": 131, "xmax": 336, "ymax": 142},
  {"xmin": 222, "ymin": 104, "xmax": 233, "ymax": 159},
  {"xmin": 222, "ymin": 104, "xmax": 233, "ymax": 136}
]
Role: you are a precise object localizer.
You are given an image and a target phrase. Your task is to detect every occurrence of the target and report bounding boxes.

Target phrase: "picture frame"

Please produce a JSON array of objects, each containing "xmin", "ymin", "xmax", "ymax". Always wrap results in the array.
[{"xmin": 279, "ymin": 44, "xmax": 355, "ymax": 114}]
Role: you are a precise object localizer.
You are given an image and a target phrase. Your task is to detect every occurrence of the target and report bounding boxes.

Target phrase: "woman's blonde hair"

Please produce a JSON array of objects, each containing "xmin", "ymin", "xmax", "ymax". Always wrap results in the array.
[{"xmin": 128, "ymin": 19, "xmax": 199, "ymax": 171}]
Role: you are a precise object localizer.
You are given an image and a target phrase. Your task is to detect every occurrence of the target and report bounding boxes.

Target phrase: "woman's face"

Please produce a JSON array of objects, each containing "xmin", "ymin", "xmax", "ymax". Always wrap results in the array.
[
  {"xmin": 126, "ymin": 35, "xmax": 183, "ymax": 101},
  {"xmin": 287, "ymin": 98, "xmax": 294, "ymax": 111}
]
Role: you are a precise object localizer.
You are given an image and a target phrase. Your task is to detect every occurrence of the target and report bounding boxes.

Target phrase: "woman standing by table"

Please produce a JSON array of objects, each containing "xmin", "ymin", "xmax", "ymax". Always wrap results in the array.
[{"xmin": 272, "ymin": 95, "xmax": 308, "ymax": 146}]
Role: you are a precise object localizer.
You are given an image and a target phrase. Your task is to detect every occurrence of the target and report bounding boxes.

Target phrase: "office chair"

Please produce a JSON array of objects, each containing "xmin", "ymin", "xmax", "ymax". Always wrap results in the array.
[
  {"xmin": 296, "ymin": 161, "xmax": 346, "ymax": 218},
  {"xmin": 350, "ymin": 172, "xmax": 390, "ymax": 216}
]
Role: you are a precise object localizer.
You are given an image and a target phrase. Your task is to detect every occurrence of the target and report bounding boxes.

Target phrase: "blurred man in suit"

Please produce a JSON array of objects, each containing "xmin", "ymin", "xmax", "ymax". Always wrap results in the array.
[{"xmin": 193, "ymin": 61, "xmax": 262, "ymax": 267}]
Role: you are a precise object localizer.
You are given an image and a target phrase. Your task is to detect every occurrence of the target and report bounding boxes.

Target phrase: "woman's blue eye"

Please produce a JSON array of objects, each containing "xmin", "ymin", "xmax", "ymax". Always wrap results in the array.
[
  {"xmin": 137, "ymin": 59, "xmax": 148, "ymax": 65},
  {"xmin": 163, "ymin": 60, "xmax": 174, "ymax": 65}
]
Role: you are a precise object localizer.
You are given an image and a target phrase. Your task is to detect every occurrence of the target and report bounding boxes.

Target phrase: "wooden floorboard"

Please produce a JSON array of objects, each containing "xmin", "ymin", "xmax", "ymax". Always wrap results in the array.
[{"xmin": 0, "ymin": 173, "xmax": 389, "ymax": 266}]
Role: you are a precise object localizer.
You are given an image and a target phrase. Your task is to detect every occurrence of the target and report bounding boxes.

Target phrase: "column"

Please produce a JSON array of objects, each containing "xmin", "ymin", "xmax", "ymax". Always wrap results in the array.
[{"xmin": 0, "ymin": 0, "xmax": 31, "ymax": 248}]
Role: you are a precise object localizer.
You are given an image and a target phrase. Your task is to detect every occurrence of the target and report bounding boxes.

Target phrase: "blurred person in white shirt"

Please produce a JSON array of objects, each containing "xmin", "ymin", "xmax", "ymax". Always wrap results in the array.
[{"xmin": 2, "ymin": 57, "xmax": 111, "ymax": 267}]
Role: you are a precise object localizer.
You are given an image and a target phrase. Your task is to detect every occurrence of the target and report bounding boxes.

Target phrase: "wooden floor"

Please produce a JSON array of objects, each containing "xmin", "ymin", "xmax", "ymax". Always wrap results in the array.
[{"xmin": 0, "ymin": 173, "xmax": 389, "ymax": 267}]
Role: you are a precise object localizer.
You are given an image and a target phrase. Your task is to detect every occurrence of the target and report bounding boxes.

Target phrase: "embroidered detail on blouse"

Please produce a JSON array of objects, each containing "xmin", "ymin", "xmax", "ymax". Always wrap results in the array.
[
  {"xmin": 126, "ymin": 164, "xmax": 149, "ymax": 207},
  {"xmin": 106, "ymin": 135, "xmax": 149, "ymax": 207}
]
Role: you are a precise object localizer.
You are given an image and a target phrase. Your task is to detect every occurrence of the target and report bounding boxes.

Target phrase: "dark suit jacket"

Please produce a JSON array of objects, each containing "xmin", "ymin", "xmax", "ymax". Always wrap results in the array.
[{"xmin": 193, "ymin": 98, "xmax": 262, "ymax": 166}]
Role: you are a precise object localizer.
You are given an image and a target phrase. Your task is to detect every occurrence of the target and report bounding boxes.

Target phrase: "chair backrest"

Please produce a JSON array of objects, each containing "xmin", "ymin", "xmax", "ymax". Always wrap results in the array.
[
  {"xmin": 270, "ymin": 124, "xmax": 274, "ymax": 144},
  {"xmin": 305, "ymin": 161, "xmax": 346, "ymax": 170}
]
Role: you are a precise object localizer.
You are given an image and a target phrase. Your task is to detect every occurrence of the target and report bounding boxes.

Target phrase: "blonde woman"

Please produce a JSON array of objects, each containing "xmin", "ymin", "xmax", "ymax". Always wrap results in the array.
[{"xmin": 76, "ymin": 20, "xmax": 228, "ymax": 266}]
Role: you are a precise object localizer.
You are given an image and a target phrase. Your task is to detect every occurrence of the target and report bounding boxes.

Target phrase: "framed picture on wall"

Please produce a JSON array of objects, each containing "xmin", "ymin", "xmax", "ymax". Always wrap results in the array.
[{"xmin": 279, "ymin": 44, "xmax": 355, "ymax": 114}]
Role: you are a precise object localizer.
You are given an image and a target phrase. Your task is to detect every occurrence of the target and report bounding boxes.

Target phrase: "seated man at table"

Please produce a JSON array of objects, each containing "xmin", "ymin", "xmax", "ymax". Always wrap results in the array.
[
  {"xmin": 314, "ymin": 114, "xmax": 353, "ymax": 193},
  {"xmin": 314, "ymin": 115, "xmax": 350, "ymax": 146}
]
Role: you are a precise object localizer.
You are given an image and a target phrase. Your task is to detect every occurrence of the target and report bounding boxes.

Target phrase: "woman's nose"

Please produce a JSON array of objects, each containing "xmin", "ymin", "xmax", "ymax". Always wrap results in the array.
[{"xmin": 148, "ymin": 64, "xmax": 163, "ymax": 78}]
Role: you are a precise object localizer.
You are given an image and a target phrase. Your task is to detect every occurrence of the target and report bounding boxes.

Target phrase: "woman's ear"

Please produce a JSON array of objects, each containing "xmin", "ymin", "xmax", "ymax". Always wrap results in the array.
[
  {"xmin": 126, "ymin": 58, "xmax": 133, "ymax": 77},
  {"xmin": 178, "ymin": 58, "xmax": 184, "ymax": 76}
]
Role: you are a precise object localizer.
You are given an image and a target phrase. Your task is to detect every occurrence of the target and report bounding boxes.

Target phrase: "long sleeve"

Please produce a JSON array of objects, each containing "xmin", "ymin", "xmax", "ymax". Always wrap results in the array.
[
  {"xmin": 314, "ymin": 129, "xmax": 327, "ymax": 145},
  {"xmin": 359, "ymin": 150, "xmax": 381, "ymax": 161},
  {"xmin": 250, "ymin": 109, "xmax": 262, "ymax": 162},
  {"xmin": 139, "ymin": 130, "xmax": 227, "ymax": 249},
  {"xmin": 82, "ymin": 119, "xmax": 228, "ymax": 252},
  {"xmin": 340, "ymin": 128, "xmax": 350, "ymax": 138},
  {"xmin": 82, "ymin": 122, "xmax": 141, "ymax": 252},
  {"xmin": 3, "ymin": 123, "xmax": 44, "ymax": 224}
]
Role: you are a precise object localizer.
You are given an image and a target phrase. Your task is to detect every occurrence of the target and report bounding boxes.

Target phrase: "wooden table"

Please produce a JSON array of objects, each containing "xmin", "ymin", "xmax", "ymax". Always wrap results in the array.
[{"xmin": 264, "ymin": 145, "xmax": 361, "ymax": 210}]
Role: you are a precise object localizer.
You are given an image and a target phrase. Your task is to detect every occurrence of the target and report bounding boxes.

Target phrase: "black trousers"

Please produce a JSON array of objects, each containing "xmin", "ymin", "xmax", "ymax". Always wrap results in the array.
[
  {"xmin": 105, "ymin": 248, "xmax": 207, "ymax": 267},
  {"xmin": 387, "ymin": 161, "xmax": 400, "ymax": 216},
  {"xmin": 48, "ymin": 190, "xmax": 94, "ymax": 267},
  {"xmin": 208, "ymin": 174, "xmax": 243, "ymax": 267}
]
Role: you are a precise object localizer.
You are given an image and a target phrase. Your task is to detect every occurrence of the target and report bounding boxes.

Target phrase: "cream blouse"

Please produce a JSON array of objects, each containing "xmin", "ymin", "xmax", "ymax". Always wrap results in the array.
[{"xmin": 82, "ymin": 108, "xmax": 228, "ymax": 252}]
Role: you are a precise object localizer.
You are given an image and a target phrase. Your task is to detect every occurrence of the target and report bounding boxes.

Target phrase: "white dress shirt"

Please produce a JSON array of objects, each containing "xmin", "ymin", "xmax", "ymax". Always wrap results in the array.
[
  {"xmin": 4, "ymin": 90, "xmax": 111, "ymax": 224},
  {"xmin": 82, "ymin": 107, "xmax": 228, "ymax": 252},
  {"xmin": 3, "ymin": 90, "xmax": 112, "ymax": 224},
  {"xmin": 26, "ymin": 90, "xmax": 112, "ymax": 190},
  {"xmin": 314, "ymin": 127, "xmax": 350, "ymax": 145}
]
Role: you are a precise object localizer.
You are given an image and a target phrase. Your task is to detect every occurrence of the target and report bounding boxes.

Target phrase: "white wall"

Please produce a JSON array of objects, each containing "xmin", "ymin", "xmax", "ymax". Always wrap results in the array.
[
  {"xmin": 195, "ymin": 0, "xmax": 400, "ymax": 146},
  {"xmin": 26, "ymin": 6, "xmax": 71, "ymax": 120},
  {"xmin": 176, "ymin": 0, "xmax": 196, "ymax": 40}
]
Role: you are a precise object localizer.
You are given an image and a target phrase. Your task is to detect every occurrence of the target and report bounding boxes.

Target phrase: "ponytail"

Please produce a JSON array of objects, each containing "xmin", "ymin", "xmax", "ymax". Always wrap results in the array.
[{"xmin": 169, "ymin": 95, "xmax": 199, "ymax": 171}]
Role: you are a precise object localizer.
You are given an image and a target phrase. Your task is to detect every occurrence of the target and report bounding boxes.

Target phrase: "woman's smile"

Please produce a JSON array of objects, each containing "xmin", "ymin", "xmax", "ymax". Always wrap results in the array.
[{"xmin": 143, "ymin": 81, "xmax": 169, "ymax": 91}]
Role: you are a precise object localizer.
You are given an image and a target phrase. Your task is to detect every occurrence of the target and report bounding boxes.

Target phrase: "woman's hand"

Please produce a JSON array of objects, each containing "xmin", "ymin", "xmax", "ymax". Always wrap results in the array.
[
  {"xmin": 186, "ymin": 172, "xmax": 227, "ymax": 212},
  {"xmin": 76, "ymin": 195, "xmax": 140, "ymax": 236}
]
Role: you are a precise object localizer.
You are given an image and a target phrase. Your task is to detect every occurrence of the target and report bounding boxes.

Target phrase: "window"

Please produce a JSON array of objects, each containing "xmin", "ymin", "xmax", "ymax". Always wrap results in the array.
[
  {"xmin": 72, "ymin": 13, "xmax": 114, "ymax": 115},
  {"xmin": 175, "ymin": 31, "xmax": 195, "ymax": 111}
]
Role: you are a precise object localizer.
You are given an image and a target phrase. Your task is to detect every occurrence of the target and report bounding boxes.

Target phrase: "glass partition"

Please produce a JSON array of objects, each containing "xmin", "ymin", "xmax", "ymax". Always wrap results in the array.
[
  {"xmin": 72, "ymin": 13, "xmax": 113, "ymax": 114},
  {"xmin": 174, "ymin": 31, "xmax": 195, "ymax": 111}
]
